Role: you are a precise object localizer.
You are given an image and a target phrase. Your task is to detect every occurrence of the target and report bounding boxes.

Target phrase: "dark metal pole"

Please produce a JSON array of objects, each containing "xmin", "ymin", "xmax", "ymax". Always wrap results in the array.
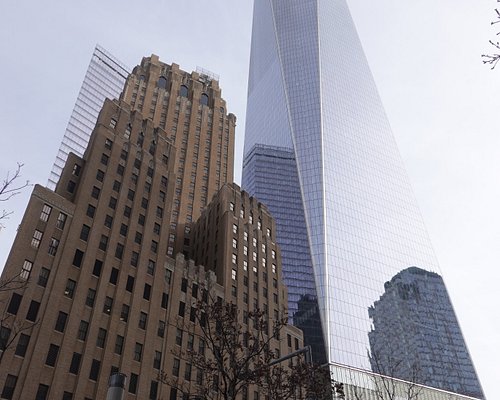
[{"xmin": 268, "ymin": 345, "xmax": 313, "ymax": 367}]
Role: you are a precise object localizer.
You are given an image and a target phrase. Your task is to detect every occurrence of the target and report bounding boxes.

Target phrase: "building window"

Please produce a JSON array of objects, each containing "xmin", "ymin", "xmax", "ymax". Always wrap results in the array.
[
  {"xmin": 120, "ymin": 304, "xmax": 129, "ymax": 322},
  {"xmin": 156, "ymin": 206, "xmax": 163, "ymax": 218},
  {"xmin": 115, "ymin": 335, "xmax": 124, "ymax": 355},
  {"xmin": 142, "ymin": 282, "xmax": 151, "ymax": 300},
  {"xmin": 91, "ymin": 186, "xmax": 101, "ymax": 200},
  {"xmin": 56, "ymin": 212, "xmax": 67, "ymax": 229},
  {"xmin": 99, "ymin": 235, "xmax": 108, "ymax": 251},
  {"xmin": 272, "ymin": 264, "xmax": 276, "ymax": 274},
  {"xmin": 80, "ymin": 224, "xmax": 90, "ymax": 241},
  {"xmin": 229, "ymin": 202, "xmax": 234, "ymax": 212},
  {"xmin": 96, "ymin": 328, "xmax": 107, "ymax": 348},
  {"xmin": 89, "ymin": 359, "xmax": 100, "ymax": 381},
  {"xmin": 72, "ymin": 249, "xmax": 84, "ymax": 268},
  {"xmin": 153, "ymin": 350, "xmax": 162, "ymax": 370},
  {"xmin": 124, "ymin": 206, "xmax": 131, "ymax": 218},
  {"xmin": 131, "ymin": 251, "xmax": 139, "ymax": 267},
  {"xmin": 77, "ymin": 320, "xmax": 89, "ymax": 341},
  {"xmin": 40, "ymin": 204, "xmax": 52, "ymax": 222},
  {"xmin": 15, "ymin": 334, "xmax": 30, "ymax": 357},
  {"xmin": 86, "ymin": 288, "xmax": 96, "ymax": 307},
  {"xmin": 232, "ymin": 254, "xmax": 237, "ymax": 264},
  {"xmin": 150, "ymin": 381, "xmax": 159, "ymax": 400},
  {"xmin": 126, "ymin": 275, "xmax": 134, "ymax": 292},
  {"xmin": 233, "ymin": 238, "xmax": 238, "ymax": 249},
  {"xmin": 138, "ymin": 214, "xmax": 146, "ymax": 226},
  {"xmin": 48, "ymin": 238, "xmax": 59, "ymax": 256},
  {"xmin": 109, "ymin": 268, "xmax": 119, "ymax": 285},
  {"xmin": 101, "ymin": 153, "xmax": 109, "ymax": 165},
  {"xmin": 117, "ymin": 164, "xmax": 125, "ymax": 176},
  {"xmin": 7, "ymin": 293, "xmax": 22, "ymax": 315},
  {"xmin": 104, "ymin": 215, "xmax": 113, "ymax": 228},
  {"xmin": 45, "ymin": 343, "xmax": 60, "ymax": 367},
  {"xmin": 134, "ymin": 342, "xmax": 143, "ymax": 361},
  {"xmin": 103, "ymin": 297, "xmax": 113, "ymax": 314},
  {"xmin": 92, "ymin": 259, "xmax": 103, "ymax": 277},
  {"xmin": 112, "ymin": 180, "xmax": 121, "ymax": 192},
  {"xmin": 134, "ymin": 231, "xmax": 142, "ymax": 244},
  {"xmin": 151, "ymin": 240, "xmax": 158, "ymax": 253},
  {"xmin": 178, "ymin": 301, "xmax": 185, "ymax": 317},
  {"xmin": 158, "ymin": 320, "xmax": 166, "ymax": 338},
  {"xmin": 108, "ymin": 196, "xmax": 116, "ymax": 209},
  {"xmin": 66, "ymin": 180, "xmax": 76, "ymax": 193},
  {"xmin": 129, "ymin": 373, "xmax": 138, "ymax": 395},
  {"xmin": 96, "ymin": 169, "xmax": 105, "ymax": 181},
  {"xmin": 180, "ymin": 85, "xmax": 188, "ymax": 97},
  {"xmin": 115, "ymin": 243, "xmax": 124, "ymax": 259},
  {"xmin": 161, "ymin": 292, "xmax": 168, "ymax": 309},
  {"xmin": 110, "ymin": 118, "xmax": 117, "ymax": 129},
  {"xmin": 63, "ymin": 392, "xmax": 73, "ymax": 400},
  {"xmin": 69, "ymin": 352, "xmax": 81, "ymax": 374},
  {"xmin": 272, "ymin": 250, "xmax": 276, "ymax": 259},
  {"xmin": 35, "ymin": 384, "xmax": 49, "ymax": 400},
  {"xmin": 139, "ymin": 312, "xmax": 148, "ymax": 329},
  {"xmin": 0, "ymin": 326, "xmax": 11, "ymax": 351},
  {"xmin": 1, "ymin": 374, "xmax": 17, "ymax": 400},
  {"xmin": 64, "ymin": 279, "xmax": 76, "ymax": 298},
  {"xmin": 31, "ymin": 230, "xmax": 43, "ymax": 248},
  {"xmin": 147, "ymin": 259, "xmax": 155, "ymax": 275},
  {"xmin": 172, "ymin": 358, "xmax": 180, "ymax": 377},
  {"xmin": 232, "ymin": 269, "xmax": 237, "ymax": 280},
  {"xmin": 20, "ymin": 260, "xmax": 33, "ymax": 280},
  {"xmin": 175, "ymin": 328, "xmax": 183, "ymax": 346},
  {"xmin": 54, "ymin": 311, "xmax": 68, "ymax": 332}
]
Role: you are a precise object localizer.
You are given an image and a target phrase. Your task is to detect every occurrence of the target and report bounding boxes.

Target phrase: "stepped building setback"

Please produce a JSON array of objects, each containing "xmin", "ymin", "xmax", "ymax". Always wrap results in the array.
[{"xmin": 0, "ymin": 56, "xmax": 299, "ymax": 400}]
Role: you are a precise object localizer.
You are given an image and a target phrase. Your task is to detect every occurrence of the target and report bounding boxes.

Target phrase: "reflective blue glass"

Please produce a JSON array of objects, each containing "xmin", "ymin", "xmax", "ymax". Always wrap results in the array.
[{"xmin": 242, "ymin": 1, "xmax": 483, "ymax": 398}]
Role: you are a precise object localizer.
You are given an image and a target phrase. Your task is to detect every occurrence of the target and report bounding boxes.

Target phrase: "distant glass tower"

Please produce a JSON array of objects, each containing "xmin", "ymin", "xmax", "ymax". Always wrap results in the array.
[
  {"xmin": 369, "ymin": 267, "xmax": 483, "ymax": 398},
  {"xmin": 47, "ymin": 45, "xmax": 130, "ymax": 189},
  {"xmin": 242, "ymin": 0, "xmax": 484, "ymax": 397}
]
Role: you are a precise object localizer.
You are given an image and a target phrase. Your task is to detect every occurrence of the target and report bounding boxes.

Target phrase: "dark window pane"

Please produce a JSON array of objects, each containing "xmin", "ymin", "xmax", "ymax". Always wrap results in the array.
[
  {"xmin": 89, "ymin": 359, "xmax": 100, "ymax": 381},
  {"xmin": 54, "ymin": 311, "xmax": 68, "ymax": 332},
  {"xmin": 93, "ymin": 259, "xmax": 103, "ymax": 277},
  {"xmin": 45, "ymin": 343, "xmax": 59, "ymax": 366},
  {"xmin": 1, "ymin": 374, "xmax": 17, "ymax": 400},
  {"xmin": 109, "ymin": 268, "xmax": 119, "ymax": 285},
  {"xmin": 69, "ymin": 352, "xmax": 82, "ymax": 374},
  {"xmin": 35, "ymin": 384, "xmax": 49, "ymax": 400},
  {"xmin": 7, "ymin": 293, "xmax": 22, "ymax": 315},
  {"xmin": 72, "ymin": 249, "xmax": 84, "ymax": 268},
  {"xmin": 26, "ymin": 300, "xmax": 40, "ymax": 322},
  {"xmin": 14, "ymin": 334, "xmax": 30, "ymax": 357}
]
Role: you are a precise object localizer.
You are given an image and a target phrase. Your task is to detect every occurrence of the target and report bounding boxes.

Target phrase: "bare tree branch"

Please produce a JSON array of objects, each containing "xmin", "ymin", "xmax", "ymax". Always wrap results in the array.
[
  {"xmin": 0, "ymin": 163, "xmax": 30, "ymax": 227},
  {"xmin": 482, "ymin": 1, "xmax": 500, "ymax": 68}
]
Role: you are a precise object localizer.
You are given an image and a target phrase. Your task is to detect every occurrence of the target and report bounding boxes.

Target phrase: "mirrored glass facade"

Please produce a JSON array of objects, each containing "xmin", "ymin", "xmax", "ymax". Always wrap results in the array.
[
  {"xmin": 242, "ymin": 0, "xmax": 483, "ymax": 398},
  {"xmin": 47, "ymin": 45, "xmax": 130, "ymax": 189}
]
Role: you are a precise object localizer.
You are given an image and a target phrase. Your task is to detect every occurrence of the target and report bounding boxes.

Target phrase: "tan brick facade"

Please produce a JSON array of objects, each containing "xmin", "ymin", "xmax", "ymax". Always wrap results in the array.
[{"xmin": 0, "ymin": 58, "xmax": 302, "ymax": 400}]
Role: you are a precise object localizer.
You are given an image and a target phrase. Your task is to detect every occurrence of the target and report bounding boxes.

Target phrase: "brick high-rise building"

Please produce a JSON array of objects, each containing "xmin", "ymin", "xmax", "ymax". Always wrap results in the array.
[
  {"xmin": 0, "ymin": 56, "xmax": 300, "ymax": 400},
  {"xmin": 120, "ymin": 55, "xmax": 236, "ymax": 257}
]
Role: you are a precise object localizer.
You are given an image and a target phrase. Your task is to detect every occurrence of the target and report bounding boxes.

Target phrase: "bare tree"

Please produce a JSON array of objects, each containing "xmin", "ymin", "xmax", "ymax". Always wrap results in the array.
[
  {"xmin": 0, "ymin": 163, "xmax": 30, "ymax": 228},
  {"xmin": 162, "ymin": 294, "xmax": 342, "ymax": 400},
  {"xmin": 482, "ymin": 1, "xmax": 500, "ymax": 69},
  {"xmin": 0, "ymin": 272, "xmax": 35, "ymax": 363}
]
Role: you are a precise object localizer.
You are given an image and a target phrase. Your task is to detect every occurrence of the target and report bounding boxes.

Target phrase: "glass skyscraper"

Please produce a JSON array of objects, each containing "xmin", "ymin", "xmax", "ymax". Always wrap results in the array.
[
  {"xmin": 242, "ymin": 0, "xmax": 483, "ymax": 397},
  {"xmin": 47, "ymin": 45, "xmax": 130, "ymax": 189}
]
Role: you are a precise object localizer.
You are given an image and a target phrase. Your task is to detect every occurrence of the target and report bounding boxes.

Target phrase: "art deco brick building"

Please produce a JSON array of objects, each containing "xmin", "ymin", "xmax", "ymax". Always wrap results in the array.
[
  {"xmin": 0, "ymin": 57, "xmax": 301, "ymax": 400},
  {"xmin": 119, "ymin": 55, "xmax": 236, "ymax": 257}
]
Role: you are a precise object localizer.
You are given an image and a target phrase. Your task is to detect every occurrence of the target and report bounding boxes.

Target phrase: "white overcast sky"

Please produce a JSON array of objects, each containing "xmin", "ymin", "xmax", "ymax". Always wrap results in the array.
[{"xmin": 0, "ymin": 1, "xmax": 498, "ymax": 397}]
